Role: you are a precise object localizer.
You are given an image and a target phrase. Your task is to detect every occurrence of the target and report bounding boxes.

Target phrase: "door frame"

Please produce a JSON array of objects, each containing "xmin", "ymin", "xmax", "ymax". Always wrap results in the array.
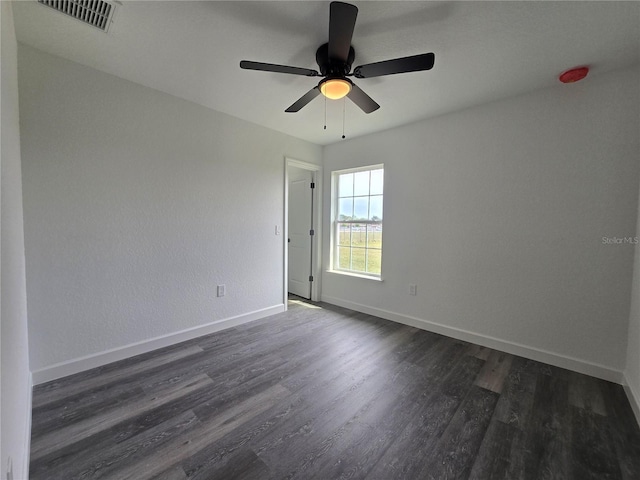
[{"xmin": 284, "ymin": 157, "xmax": 322, "ymax": 307}]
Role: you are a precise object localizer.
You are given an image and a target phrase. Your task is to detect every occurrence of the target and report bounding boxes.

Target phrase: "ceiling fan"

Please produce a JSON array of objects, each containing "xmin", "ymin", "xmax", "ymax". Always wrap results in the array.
[{"xmin": 240, "ymin": 1, "xmax": 435, "ymax": 114}]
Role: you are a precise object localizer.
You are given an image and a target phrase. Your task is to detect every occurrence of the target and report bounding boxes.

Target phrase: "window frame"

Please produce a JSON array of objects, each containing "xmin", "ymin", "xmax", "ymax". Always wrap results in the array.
[{"xmin": 330, "ymin": 164, "xmax": 384, "ymax": 280}]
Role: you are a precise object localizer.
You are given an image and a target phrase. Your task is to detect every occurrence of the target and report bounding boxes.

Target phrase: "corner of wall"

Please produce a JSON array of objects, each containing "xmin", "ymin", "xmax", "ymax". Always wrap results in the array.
[
  {"xmin": 623, "ymin": 374, "xmax": 640, "ymax": 427},
  {"xmin": 24, "ymin": 372, "xmax": 34, "ymax": 479},
  {"xmin": 1, "ymin": 2, "xmax": 34, "ymax": 478},
  {"xmin": 623, "ymin": 169, "xmax": 640, "ymax": 427}
]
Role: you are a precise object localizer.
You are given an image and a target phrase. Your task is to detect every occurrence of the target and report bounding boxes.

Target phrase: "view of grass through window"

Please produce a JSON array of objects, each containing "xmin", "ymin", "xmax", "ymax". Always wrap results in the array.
[{"xmin": 334, "ymin": 166, "xmax": 383, "ymax": 276}]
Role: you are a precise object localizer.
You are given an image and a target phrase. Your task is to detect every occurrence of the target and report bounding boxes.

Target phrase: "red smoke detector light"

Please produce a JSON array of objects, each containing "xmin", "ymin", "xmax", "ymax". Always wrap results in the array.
[{"xmin": 559, "ymin": 66, "xmax": 589, "ymax": 84}]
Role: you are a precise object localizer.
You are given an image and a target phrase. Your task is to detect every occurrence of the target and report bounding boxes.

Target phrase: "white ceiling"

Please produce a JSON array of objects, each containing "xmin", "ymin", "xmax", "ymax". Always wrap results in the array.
[{"xmin": 13, "ymin": 1, "xmax": 640, "ymax": 146}]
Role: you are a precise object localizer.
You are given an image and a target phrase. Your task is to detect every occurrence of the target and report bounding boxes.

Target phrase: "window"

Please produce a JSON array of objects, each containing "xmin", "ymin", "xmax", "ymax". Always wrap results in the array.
[{"xmin": 332, "ymin": 165, "xmax": 384, "ymax": 278}]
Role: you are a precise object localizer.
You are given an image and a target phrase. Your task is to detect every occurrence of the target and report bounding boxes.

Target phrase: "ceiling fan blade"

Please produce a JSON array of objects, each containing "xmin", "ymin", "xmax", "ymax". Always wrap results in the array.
[
  {"xmin": 328, "ymin": 2, "xmax": 358, "ymax": 63},
  {"xmin": 285, "ymin": 87, "xmax": 321, "ymax": 113},
  {"xmin": 240, "ymin": 60, "xmax": 319, "ymax": 77},
  {"xmin": 347, "ymin": 83, "xmax": 380, "ymax": 114},
  {"xmin": 353, "ymin": 52, "xmax": 435, "ymax": 79}
]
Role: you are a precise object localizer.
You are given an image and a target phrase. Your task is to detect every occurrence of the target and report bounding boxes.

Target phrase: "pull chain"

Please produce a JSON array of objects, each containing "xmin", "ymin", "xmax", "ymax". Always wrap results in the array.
[
  {"xmin": 324, "ymin": 95, "xmax": 327, "ymax": 130},
  {"xmin": 321, "ymin": 97, "xmax": 347, "ymax": 140},
  {"xmin": 342, "ymin": 98, "xmax": 346, "ymax": 139}
]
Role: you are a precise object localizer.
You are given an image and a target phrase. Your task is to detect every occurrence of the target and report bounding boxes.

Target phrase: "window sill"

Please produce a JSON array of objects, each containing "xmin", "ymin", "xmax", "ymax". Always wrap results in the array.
[{"xmin": 327, "ymin": 270, "xmax": 383, "ymax": 282}]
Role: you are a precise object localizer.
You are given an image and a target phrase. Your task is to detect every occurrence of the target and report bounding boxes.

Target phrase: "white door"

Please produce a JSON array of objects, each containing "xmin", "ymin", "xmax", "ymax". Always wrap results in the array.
[{"xmin": 288, "ymin": 169, "xmax": 313, "ymax": 299}]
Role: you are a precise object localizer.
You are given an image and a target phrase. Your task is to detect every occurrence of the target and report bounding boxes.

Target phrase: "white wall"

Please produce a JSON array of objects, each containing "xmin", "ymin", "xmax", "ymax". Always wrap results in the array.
[
  {"xmin": 1, "ymin": 3, "xmax": 32, "ymax": 479},
  {"xmin": 322, "ymin": 66, "xmax": 640, "ymax": 381},
  {"xmin": 18, "ymin": 45, "xmax": 322, "ymax": 380},
  {"xmin": 626, "ymin": 179, "xmax": 640, "ymax": 421}
]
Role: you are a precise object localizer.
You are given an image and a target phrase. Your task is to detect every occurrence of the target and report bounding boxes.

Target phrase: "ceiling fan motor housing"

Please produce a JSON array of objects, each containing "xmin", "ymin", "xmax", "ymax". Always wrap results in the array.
[{"xmin": 316, "ymin": 43, "xmax": 355, "ymax": 77}]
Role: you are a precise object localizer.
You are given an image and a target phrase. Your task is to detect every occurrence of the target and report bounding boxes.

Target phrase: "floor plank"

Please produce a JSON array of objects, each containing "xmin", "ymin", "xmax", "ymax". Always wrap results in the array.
[
  {"xmin": 474, "ymin": 350, "xmax": 513, "ymax": 394},
  {"xmin": 415, "ymin": 386, "xmax": 499, "ymax": 480},
  {"xmin": 569, "ymin": 406, "xmax": 622, "ymax": 480},
  {"xmin": 30, "ymin": 299, "xmax": 640, "ymax": 480},
  {"xmin": 31, "ymin": 374, "xmax": 213, "ymax": 461},
  {"xmin": 468, "ymin": 419, "xmax": 518, "ymax": 480},
  {"xmin": 520, "ymin": 374, "xmax": 572, "ymax": 480}
]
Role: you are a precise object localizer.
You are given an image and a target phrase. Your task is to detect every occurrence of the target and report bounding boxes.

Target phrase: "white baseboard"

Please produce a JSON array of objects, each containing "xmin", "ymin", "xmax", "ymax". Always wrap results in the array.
[
  {"xmin": 623, "ymin": 373, "xmax": 640, "ymax": 427},
  {"xmin": 321, "ymin": 295, "xmax": 623, "ymax": 384},
  {"xmin": 32, "ymin": 304, "xmax": 285, "ymax": 385},
  {"xmin": 24, "ymin": 372, "xmax": 33, "ymax": 480}
]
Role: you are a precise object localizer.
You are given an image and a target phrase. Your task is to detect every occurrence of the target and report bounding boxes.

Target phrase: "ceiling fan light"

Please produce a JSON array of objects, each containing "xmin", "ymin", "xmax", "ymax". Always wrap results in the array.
[{"xmin": 320, "ymin": 78, "xmax": 352, "ymax": 100}]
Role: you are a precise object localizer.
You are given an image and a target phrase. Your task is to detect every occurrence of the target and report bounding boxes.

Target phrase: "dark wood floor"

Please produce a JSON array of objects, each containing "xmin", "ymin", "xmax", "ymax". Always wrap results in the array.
[{"xmin": 31, "ymin": 298, "xmax": 640, "ymax": 480}]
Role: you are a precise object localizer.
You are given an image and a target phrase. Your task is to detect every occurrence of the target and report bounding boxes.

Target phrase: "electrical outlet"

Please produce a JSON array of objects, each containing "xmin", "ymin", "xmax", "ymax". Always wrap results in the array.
[
  {"xmin": 409, "ymin": 284, "xmax": 417, "ymax": 296},
  {"xmin": 217, "ymin": 285, "xmax": 226, "ymax": 297}
]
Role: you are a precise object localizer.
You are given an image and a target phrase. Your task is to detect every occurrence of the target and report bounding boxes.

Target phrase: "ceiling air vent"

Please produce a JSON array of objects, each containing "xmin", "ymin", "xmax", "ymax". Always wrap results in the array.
[{"xmin": 38, "ymin": 0, "xmax": 115, "ymax": 32}]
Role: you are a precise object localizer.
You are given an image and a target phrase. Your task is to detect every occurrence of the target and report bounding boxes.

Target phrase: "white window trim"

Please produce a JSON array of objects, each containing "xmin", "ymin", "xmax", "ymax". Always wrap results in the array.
[{"xmin": 329, "ymin": 164, "xmax": 384, "ymax": 280}]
